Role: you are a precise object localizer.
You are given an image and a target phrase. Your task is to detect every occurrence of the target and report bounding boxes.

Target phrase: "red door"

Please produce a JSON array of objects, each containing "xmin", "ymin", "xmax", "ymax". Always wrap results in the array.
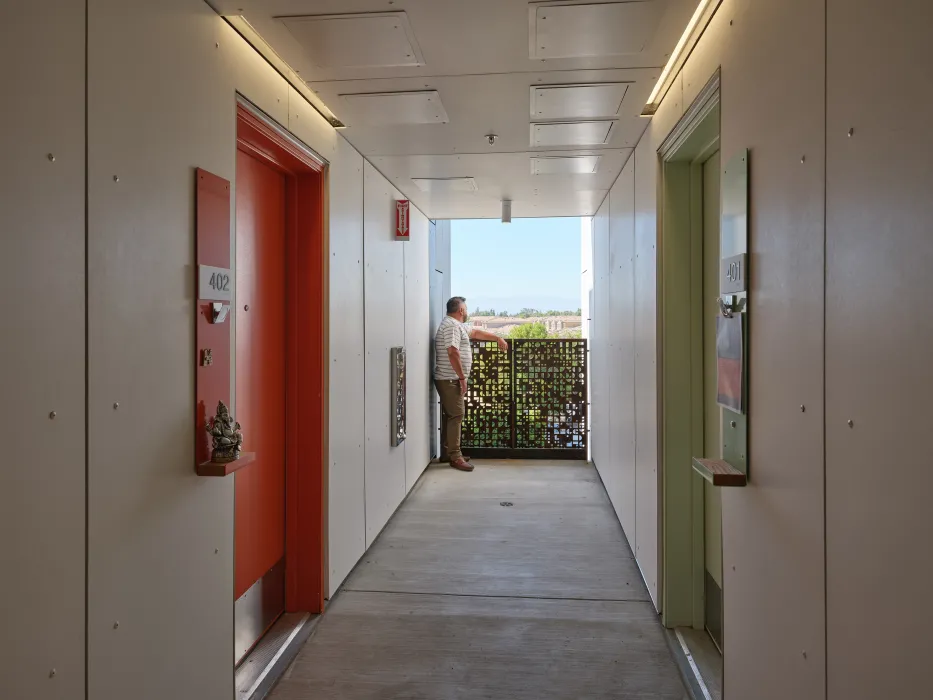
[{"xmin": 234, "ymin": 148, "xmax": 287, "ymax": 663}]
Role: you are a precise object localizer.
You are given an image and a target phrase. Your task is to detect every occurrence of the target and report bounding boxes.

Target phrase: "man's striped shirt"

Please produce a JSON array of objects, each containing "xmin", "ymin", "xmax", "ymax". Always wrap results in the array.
[{"xmin": 434, "ymin": 316, "xmax": 472, "ymax": 380}]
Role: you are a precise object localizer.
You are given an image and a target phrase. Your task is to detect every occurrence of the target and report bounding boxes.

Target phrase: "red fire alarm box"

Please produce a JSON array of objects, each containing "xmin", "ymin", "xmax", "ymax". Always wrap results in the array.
[{"xmin": 395, "ymin": 199, "xmax": 410, "ymax": 240}]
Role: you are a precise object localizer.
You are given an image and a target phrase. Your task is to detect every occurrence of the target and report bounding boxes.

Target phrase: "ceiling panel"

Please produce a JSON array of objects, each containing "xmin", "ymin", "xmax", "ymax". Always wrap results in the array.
[
  {"xmin": 278, "ymin": 12, "xmax": 424, "ymax": 68},
  {"xmin": 215, "ymin": 1, "xmax": 699, "ymax": 81},
  {"xmin": 341, "ymin": 91, "xmax": 449, "ymax": 125},
  {"xmin": 411, "ymin": 177, "xmax": 478, "ymax": 193},
  {"xmin": 308, "ymin": 69, "xmax": 655, "ymax": 155},
  {"xmin": 531, "ymin": 155, "xmax": 602, "ymax": 174},
  {"xmin": 529, "ymin": 1, "xmax": 664, "ymax": 59},
  {"xmin": 210, "ymin": 0, "xmax": 700, "ymax": 218},
  {"xmin": 370, "ymin": 150, "xmax": 631, "ymax": 218},
  {"xmin": 531, "ymin": 120, "xmax": 615, "ymax": 147},
  {"xmin": 532, "ymin": 83, "xmax": 630, "ymax": 119}
]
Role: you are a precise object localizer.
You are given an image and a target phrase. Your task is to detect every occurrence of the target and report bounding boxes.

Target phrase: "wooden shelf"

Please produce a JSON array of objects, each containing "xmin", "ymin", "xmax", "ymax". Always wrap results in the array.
[
  {"xmin": 692, "ymin": 457, "xmax": 747, "ymax": 487},
  {"xmin": 197, "ymin": 452, "xmax": 256, "ymax": 477}
]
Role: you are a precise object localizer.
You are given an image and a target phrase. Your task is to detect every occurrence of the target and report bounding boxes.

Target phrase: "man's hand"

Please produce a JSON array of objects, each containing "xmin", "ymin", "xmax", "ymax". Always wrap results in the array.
[
  {"xmin": 497, "ymin": 337, "xmax": 509, "ymax": 353},
  {"xmin": 459, "ymin": 378, "xmax": 468, "ymax": 396}
]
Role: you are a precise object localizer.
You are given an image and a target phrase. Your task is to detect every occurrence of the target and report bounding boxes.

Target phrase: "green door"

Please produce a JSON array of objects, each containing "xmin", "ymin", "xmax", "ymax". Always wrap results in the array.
[{"xmin": 702, "ymin": 150, "xmax": 724, "ymax": 652}]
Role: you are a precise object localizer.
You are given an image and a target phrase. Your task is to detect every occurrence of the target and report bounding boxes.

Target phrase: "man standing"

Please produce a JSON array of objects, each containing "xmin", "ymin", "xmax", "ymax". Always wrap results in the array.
[{"xmin": 434, "ymin": 296, "xmax": 508, "ymax": 471}]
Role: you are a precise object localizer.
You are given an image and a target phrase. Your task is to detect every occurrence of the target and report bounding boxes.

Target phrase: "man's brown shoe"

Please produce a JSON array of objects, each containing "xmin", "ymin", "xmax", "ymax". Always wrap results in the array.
[
  {"xmin": 450, "ymin": 458, "xmax": 474, "ymax": 472},
  {"xmin": 440, "ymin": 455, "xmax": 471, "ymax": 464}
]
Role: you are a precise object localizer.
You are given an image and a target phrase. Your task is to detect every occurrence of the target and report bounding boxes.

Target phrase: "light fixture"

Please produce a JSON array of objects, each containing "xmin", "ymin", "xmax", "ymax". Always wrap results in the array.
[
  {"xmin": 501, "ymin": 200, "xmax": 512, "ymax": 223},
  {"xmin": 224, "ymin": 15, "xmax": 346, "ymax": 128},
  {"xmin": 641, "ymin": 0, "xmax": 721, "ymax": 116}
]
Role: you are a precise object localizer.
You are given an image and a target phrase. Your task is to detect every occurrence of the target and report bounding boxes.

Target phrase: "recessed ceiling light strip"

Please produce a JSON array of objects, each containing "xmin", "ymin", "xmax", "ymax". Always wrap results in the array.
[{"xmin": 642, "ymin": 0, "xmax": 722, "ymax": 117}]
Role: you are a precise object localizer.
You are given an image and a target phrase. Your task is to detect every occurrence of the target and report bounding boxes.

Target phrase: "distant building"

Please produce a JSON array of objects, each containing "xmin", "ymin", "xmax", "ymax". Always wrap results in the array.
[{"xmin": 471, "ymin": 315, "xmax": 582, "ymax": 337}]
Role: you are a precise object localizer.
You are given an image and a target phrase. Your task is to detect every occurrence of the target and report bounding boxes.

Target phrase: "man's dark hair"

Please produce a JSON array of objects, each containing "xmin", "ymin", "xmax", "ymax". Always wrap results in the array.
[{"xmin": 446, "ymin": 296, "xmax": 466, "ymax": 314}]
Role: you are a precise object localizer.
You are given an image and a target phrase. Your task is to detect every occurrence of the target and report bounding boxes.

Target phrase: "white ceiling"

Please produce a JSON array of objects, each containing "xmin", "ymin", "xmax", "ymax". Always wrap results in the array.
[{"xmin": 213, "ymin": 0, "xmax": 700, "ymax": 219}]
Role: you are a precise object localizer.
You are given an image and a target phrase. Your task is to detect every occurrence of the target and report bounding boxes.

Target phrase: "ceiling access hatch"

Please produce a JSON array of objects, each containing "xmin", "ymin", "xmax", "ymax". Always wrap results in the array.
[
  {"xmin": 531, "ymin": 83, "xmax": 630, "ymax": 120},
  {"xmin": 531, "ymin": 121, "xmax": 615, "ymax": 147},
  {"xmin": 528, "ymin": 1, "xmax": 663, "ymax": 59},
  {"xmin": 531, "ymin": 155, "xmax": 602, "ymax": 175},
  {"xmin": 278, "ymin": 12, "xmax": 425, "ymax": 68},
  {"xmin": 341, "ymin": 91, "xmax": 449, "ymax": 125},
  {"xmin": 411, "ymin": 177, "xmax": 478, "ymax": 193}
]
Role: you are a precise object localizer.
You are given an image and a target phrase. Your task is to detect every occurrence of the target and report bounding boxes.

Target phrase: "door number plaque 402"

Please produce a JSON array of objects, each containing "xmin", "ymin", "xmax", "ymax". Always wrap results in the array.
[{"xmin": 199, "ymin": 264, "xmax": 233, "ymax": 301}]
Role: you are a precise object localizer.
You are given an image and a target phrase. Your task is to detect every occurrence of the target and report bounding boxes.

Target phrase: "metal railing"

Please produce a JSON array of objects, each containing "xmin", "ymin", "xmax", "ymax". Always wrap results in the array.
[{"xmin": 461, "ymin": 338, "xmax": 587, "ymax": 459}]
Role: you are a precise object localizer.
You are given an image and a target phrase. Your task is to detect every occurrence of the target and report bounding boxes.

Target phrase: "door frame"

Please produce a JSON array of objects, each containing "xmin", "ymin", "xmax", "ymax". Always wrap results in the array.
[
  {"xmin": 235, "ymin": 97, "xmax": 327, "ymax": 614},
  {"xmin": 656, "ymin": 71, "xmax": 721, "ymax": 631}
]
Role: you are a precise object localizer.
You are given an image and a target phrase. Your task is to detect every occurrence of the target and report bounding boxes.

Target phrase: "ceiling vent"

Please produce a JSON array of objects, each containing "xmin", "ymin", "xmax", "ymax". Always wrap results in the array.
[
  {"xmin": 278, "ymin": 12, "xmax": 424, "ymax": 68},
  {"xmin": 531, "ymin": 83, "xmax": 629, "ymax": 120},
  {"xmin": 341, "ymin": 91, "xmax": 448, "ymax": 125},
  {"xmin": 528, "ymin": 1, "xmax": 663, "ymax": 59},
  {"xmin": 531, "ymin": 121, "xmax": 614, "ymax": 147},
  {"xmin": 411, "ymin": 178, "xmax": 478, "ymax": 193},
  {"xmin": 531, "ymin": 155, "xmax": 602, "ymax": 175}
]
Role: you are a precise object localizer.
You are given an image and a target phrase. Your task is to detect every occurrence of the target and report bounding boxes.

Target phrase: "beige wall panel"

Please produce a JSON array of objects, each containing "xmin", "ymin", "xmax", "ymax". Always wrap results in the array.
[
  {"xmin": 85, "ymin": 2, "xmax": 302, "ymax": 698},
  {"xmin": 685, "ymin": 2, "xmax": 826, "ymax": 698},
  {"xmin": 633, "ymin": 134, "xmax": 660, "ymax": 606},
  {"xmin": 327, "ymin": 137, "xmax": 366, "ymax": 595},
  {"xmin": 825, "ymin": 2, "xmax": 933, "ymax": 697},
  {"xmin": 650, "ymin": 72, "xmax": 685, "ymax": 149},
  {"xmin": 624, "ymin": 44, "xmax": 682, "ymax": 616},
  {"xmin": 0, "ymin": 4, "xmax": 86, "ymax": 699},
  {"xmin": 596, "ymin": 0, "xmax": 826, "ymax": 688},
  {"xmin": 229, "ymin": 31, "xmax": 290, "ymax": 128},
  {"xmin": 607, "ymin": 158, "xmax": 638, "ymax": 543},
  {"xmin": 404, "ymin": 206, "xmax": 432, "ymax": 492},
  {"xmin": 363, "ymin": 161, "xmax": 408, "ymax": 545},
  {"xmin": 287, "ymin": 85, "xmax": 339, "ymax": 162},
  {"xmin": 591, "ymin": 199, "xmax": 612, "ymax": 477}
]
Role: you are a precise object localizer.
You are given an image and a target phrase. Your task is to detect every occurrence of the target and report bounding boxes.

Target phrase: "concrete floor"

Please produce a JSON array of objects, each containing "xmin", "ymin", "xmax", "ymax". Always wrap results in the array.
[{"xmin": 270, "ymin": 461, "xmax": 689, "ymax": 700}]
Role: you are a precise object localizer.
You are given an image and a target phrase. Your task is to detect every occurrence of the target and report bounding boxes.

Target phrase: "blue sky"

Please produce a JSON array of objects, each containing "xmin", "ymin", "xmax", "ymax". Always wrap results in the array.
[{"xmin": 450, "ymin": 217, "xmax": 582, "ymax": 315}]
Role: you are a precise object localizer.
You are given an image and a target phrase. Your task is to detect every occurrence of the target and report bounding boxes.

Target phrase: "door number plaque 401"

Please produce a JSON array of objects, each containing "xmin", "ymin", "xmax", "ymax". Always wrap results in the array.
[{"xmin": 720, "ymin": 253, "xmax": 747, "ymax": 295}]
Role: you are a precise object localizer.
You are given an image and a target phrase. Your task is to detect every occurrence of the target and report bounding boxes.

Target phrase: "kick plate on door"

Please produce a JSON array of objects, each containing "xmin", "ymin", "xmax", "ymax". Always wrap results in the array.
[{"xmin": 234, "ymin": 558, "xmax": 286, "ymax": 666}]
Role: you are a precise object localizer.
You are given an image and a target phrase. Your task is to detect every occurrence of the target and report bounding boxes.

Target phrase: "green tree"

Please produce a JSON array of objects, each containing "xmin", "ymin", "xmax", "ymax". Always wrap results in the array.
[
  {"xmin": 498, "ymin": 310, "xmax": 511, "ymax": 317},
  {"xmin": 517, "ymin": 308, "xmax": 541, "ymax": 318},
  {"xmin": 509, "ymin": 322, "xmax": 548, "ymax": 339},
  {"xmin": 472, "ymin": 308, "xmax": 495, "ymax": 317}
]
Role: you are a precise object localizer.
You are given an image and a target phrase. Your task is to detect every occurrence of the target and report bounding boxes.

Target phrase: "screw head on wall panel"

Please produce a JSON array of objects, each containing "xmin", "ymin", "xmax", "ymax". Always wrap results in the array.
[
  {"xmin": 848, "ymin": 419, "xmax": 854, "ymax": 427},
  {"xmin": 47, "ymin": 153, "xmax": 56, "ymax": 162},
  {"xmin": 113, "ymin": 402, "xmax": 119, "ymax": 410},
  {"xmin": 800, "ymin": 155, "xmax": 806, "ymax": 163},
  {"xmin": 848, "ymin": 128, "xmax": 854, "ymax": 137},
  {"xmin": 730, "ymin": 421, "xmax": 736, "ymax": 428},
  {"xmin": 49, "ymin": 411, "xmax": 57, "ymax": 419},
  {"xmin": 113, "ymin": 621, "xmax": 120, "ymax": 629},
  {"xmin": 800, "ymin": 405, "xmax": 806, "ymax": 412},
  {"xmin": 49, "ymin": 669, "xmax": 57, "ymax": 678},
  {"xmin": 113, "ymin": 175, "xmax": 120, "ymax": 182}
]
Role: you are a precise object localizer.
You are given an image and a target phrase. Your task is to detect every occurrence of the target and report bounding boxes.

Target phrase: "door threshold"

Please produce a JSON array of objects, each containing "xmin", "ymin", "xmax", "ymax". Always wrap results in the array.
[
  {"xmin": 665, "ymin": 627, "xmax": 723, "ymax": 700},
  {"xmin": 235, "ymin": 612, "xmax": 319, "ymax": 700}
]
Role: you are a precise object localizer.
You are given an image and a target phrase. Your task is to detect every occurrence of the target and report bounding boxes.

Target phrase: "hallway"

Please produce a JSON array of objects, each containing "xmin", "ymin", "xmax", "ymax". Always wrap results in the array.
[{"xmin": 270, "ymin": 461, "xmax": 689, "ymax": 699}]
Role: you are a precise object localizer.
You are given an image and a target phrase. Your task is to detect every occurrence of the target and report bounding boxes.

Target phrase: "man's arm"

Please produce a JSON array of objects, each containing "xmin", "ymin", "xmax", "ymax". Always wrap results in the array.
[
  {"xmin": 469, "ymin": 328, "xmax": 509, "ymax": 352},
  {"xmin": 447, "ymin": 346, "xmax": 468, "ymax": 396}
]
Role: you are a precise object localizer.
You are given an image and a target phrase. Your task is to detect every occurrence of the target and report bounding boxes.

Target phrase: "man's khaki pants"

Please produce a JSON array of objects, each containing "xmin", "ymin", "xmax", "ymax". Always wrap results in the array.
[{"xmin": 435, "ymin": 379, "xmax": 464, "ymax": 462}]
